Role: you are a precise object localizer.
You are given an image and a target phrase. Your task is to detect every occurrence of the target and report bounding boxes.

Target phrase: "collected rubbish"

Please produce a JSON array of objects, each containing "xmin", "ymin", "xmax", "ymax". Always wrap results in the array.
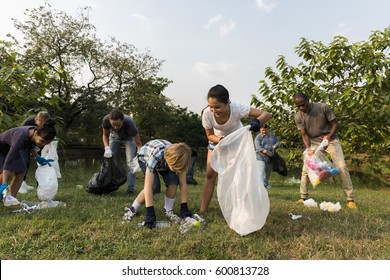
[
  {"xmin": 179, "ymin": 217, "xmax": 201, "ymax": 234},
  {"xmin": 319, "ymin": 201, "xmax": 342, "ymax": 212},
  {"xmin": 137, "ymin": 221, "xmax": 171, "ymax": 228},
  {"xmin": 211, "ymin": 126, "xmax": 269, "ymax": 236},
  {"xmin": 13, "ymin": 200, "xmax": 66, "ymax": 214},
  {"xmin": 304, "ymin": 141, "xmax": 339, "ymax": 188},
  {"xmin": 303, "ymin": 198, "xmax": 318, "ymax": 208},
  {"xmin": 179, "ymin": 214, "xmax": 206, "ymax": 234},
  {"xmin": 289, "ymin": 213, "xmax": 302, "ymax": 220}
]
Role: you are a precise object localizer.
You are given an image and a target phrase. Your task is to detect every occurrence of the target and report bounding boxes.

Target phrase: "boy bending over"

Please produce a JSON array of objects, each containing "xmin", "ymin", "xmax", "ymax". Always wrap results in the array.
[{"xmin": 123, "ymin": 139, "xmax": 193, "ymax": 228}]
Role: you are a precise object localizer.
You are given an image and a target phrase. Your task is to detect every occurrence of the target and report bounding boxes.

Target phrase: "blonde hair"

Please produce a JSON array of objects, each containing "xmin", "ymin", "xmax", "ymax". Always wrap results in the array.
[{"xmin": 164, "ymin": 143, "xmax": 192, "ymax": 174}]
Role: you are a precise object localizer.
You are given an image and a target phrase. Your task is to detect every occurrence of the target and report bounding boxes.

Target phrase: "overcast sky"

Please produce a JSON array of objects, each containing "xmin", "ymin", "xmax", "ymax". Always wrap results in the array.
[{"xmin": 1, "ymin": 0, "xmax": 389, "ymax": 114}]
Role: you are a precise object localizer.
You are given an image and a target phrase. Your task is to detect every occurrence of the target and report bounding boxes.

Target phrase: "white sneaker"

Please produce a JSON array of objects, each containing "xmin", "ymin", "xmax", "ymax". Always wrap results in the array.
[
  {"xmin": 165, "ymin": 210, "xmax": 181, "ymax": 223},
  {"xmin": 4, "ymin": 195, "xmax": 20, "ymax": 207},
  {"xmin": 122, "ymin": 207, "xmax": 136, "ymax": 222}
]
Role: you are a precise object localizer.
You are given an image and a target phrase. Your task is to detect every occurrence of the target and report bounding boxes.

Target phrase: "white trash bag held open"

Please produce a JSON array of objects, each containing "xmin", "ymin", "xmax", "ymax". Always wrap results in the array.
[
  {"xmin": 211, "ymin": 125, "xmax": 270, "ymax": 236},
  {"xmin": 40, "ymin": 140, "xmax": 61, "ymax": 178},
  {"xmin": 36, "ymin": 165, "xmax": 58, "ymax": 201}
]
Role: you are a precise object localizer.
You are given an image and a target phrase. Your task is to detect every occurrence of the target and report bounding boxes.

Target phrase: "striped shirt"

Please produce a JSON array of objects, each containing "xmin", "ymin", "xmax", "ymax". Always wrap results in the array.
[{"xmin": 137, "ymin": 139, "xmax": 171, "ymax": 173}]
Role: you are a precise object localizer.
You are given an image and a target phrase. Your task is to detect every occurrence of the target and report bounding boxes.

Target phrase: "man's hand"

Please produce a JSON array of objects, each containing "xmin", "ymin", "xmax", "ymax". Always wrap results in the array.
[{"xmin": 104, "ymin": 146, "xmax": 113, "ymax": 158}]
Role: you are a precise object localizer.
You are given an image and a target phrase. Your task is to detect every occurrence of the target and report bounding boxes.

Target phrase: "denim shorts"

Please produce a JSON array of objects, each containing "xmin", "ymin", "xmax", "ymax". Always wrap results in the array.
[{"xmin": 138, "ymin": 160, "xmax": 179, "ymax": 191}]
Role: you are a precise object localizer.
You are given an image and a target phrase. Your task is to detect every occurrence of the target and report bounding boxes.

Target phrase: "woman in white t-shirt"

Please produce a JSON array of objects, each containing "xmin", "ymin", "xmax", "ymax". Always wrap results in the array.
[{"xmin": 200, "ymin": 84, "xmax": 272, "ymax": 212}]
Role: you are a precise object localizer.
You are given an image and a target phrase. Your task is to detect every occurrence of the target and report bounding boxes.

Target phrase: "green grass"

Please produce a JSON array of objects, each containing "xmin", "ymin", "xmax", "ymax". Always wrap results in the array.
[{"xmin": 1, "ymin": 164, "xmax": 389, "ymax": 260}]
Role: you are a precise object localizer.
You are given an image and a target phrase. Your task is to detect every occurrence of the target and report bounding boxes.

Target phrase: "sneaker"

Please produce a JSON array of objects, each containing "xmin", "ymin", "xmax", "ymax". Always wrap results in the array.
[
  {"xmin": 126, "ymin": 189, "xmax": 135, "ymax": 195},
  {"xmin": 297, "ymin": 198, "xmax": 307, "ymax": 204},
  {"xmin": 122, "ymin": 207, "xmax": 136, "ymax": 222},
  {"xmin": 347, "ymin": 200, "xmax": 357, "ymax": 209},
  {"xmin": 164, "ymin": 210, "xmax": 182, "ymax": 223},
  {"xmin": 3, "ymin": 195, "xmax": 20, "ymax": 207}
]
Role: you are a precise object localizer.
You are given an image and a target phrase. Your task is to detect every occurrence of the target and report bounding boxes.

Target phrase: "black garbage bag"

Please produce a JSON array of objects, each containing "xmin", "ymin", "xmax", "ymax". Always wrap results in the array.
[
  {"xmin": 86, "ymin": 157, "xmax": 127, "ymax": 194},
  {"xmin": 272, "ymin": 152, "xmax": 288, "ymax": 176}
]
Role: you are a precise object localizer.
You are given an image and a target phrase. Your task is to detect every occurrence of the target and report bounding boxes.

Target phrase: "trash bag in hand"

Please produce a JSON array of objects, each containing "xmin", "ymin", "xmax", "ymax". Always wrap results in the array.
[{"xmin": 86, "ymin": 157, "xmax": 127, "ymax": 194}]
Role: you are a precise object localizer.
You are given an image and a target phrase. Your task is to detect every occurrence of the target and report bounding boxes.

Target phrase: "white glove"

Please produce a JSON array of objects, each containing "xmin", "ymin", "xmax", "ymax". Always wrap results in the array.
[
  {"xmin": 104, "ymin": 146, "xmax": 112, "ymax": 158},
  {"xmin": 320, "ymin": 139, "xmax": 329, "ymax": 148}
]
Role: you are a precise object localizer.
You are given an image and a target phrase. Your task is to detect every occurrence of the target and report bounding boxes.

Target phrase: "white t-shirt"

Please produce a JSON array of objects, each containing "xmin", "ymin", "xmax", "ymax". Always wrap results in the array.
[{"xmin": 202, "ymin": 101, "xmax": 250, "ymax": 138}]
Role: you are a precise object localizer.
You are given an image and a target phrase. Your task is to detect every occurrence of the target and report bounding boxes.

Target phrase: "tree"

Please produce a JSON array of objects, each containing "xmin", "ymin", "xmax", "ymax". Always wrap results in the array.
[
  {"xmin": 252, "ymin": 28, "xmax": 390, "ymax": 172},
  {"xmin": 13, "ymin": 3, "xmax": 165, "ymax": 140},
  {"xmin": 0, "ymin": 39, "xmax": 61, "ymax": 130}
]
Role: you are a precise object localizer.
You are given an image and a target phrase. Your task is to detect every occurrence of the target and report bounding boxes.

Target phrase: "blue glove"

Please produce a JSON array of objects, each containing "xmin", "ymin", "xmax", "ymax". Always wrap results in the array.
[
  {"xmin": 249, "ymin": 118, "xmax": 261, "ymax": 132},
  {"xmin": 35, "ymin": 156, "xmax": 54, "ymax": 167},
  {"xmin": 0, "ymin": 183, "xmax": 9, "ymax": 200}
]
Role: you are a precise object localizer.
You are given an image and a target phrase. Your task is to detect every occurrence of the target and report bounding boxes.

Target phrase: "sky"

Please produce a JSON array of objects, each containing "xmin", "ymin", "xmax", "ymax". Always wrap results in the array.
[{"xmin": 1, "ymin": 0, "xmax": 389, "ymax": 115}]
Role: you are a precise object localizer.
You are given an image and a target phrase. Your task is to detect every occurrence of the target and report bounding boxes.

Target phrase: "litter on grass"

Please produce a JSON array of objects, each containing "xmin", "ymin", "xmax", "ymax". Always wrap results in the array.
[
  {"xmin": 303, "ymin": 198, "xmax": 318, "ymax": 208},
  {"xmin": 319, "ymin": 201, "xmax": 342, "ymax": 212}
]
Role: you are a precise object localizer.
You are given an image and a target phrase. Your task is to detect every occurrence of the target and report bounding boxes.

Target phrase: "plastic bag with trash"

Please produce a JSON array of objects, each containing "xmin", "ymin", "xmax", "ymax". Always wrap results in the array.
[
  {"xmin": 40, "ymin": 140, "xmax": 61, "ymax": 178},
  {"xmin": 304, "ymin": 144, "xmax": 339, "ymax": 188},
  {"xmin": 36, "ymin": 164, "xmax": 58, "ymax": 200},
  {"xmin": 211, "ymin": 126, "xmax": 270, "ymax": 236},
  {"xmin": 86, "ymin": 157, "xmax": 127, "ymax": 194}
]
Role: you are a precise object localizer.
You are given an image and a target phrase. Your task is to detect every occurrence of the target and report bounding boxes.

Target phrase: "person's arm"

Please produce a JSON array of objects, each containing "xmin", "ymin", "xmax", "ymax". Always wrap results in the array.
[
  {"xmin": 272, "ymin": 134, "xmax": 281, "ymax": 150},
  {"xmin": 143, "ymin": 169, "xmax": 155, "ymax": 207},
  {"xmin": 254, "ymin": 136, "xmax": 266, "ymax": 154},
  {"xmin": 248, "ymin": 108, "xmax": 272, "ymax": 124},
  {"xmin": 133, "ymin": 134, "xmax": 143, "ymax": 151},
  {"xmin": 324, "ymin": 119, "xmax": 338, "ymax": 141},
  {"xmin": 205, "ymin": 128, "xmax": 223, "ymax": 143},
  {"xmin": 178, "ymin": 172, "xmax": 188, "ymax": 204},
  {"xmin": 102, "ymin": 128, "xmax": 110, "ymax": 147}
]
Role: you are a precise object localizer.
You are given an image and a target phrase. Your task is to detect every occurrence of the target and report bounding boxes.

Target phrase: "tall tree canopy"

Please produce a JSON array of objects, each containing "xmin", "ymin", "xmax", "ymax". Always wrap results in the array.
[
  {"xmin": 0, "ymin": 40, "xmax": 61, "ymax": 130},
  {"xmin": 12, "ymin": 3, "xmax": 169, "ymax": 140},
  {"xmin": 252, "ymin": 28, "xmax": 390, "ymax": 172}
]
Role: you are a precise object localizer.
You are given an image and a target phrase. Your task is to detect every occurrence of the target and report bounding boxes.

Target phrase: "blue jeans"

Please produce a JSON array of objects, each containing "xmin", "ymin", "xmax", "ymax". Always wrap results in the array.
[{"xmin": 109, "ymin": 134, "xmax": 136, "ymax": 192}]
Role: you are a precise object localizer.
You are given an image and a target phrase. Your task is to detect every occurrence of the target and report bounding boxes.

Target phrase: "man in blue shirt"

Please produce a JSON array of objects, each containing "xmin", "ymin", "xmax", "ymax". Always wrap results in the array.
[{"xmin": 102, "ymin": 108, "xmax": 142, "ymax": 194}]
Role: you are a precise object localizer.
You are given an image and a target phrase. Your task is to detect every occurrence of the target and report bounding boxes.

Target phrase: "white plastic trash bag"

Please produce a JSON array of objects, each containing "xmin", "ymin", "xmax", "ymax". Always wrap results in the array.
[
  {"xmin": 41, "ymin": 140, "xmax": 61, "ymax": 178},
  {"xmin": 36, "ymin": 165, "xmax": 58, "ymax": 201},
  {"xmin": 211, "ymin": 125, "xmax": 270, "ymax": 236}
]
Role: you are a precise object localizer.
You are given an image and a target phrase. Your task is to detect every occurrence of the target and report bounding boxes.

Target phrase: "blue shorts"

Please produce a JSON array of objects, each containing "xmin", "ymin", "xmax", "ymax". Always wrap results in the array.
[{"xmin": 138, "ymin": 160, "xmax": 179, "ymax": 194}]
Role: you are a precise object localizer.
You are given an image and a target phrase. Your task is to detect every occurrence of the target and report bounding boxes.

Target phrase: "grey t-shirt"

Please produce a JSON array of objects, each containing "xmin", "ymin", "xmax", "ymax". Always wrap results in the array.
[
  {"xmin": 102, "ymin": 115, "xmax": 138, "ymax": 140},
  {"xmin": 295, "ymin": 102, "xmax": 338, "ymax": 142}
]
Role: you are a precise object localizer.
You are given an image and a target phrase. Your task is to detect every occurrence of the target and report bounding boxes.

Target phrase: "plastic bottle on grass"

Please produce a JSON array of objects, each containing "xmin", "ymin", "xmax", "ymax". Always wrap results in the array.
[
  {"xmin": 137, "ymin": 221, "xmax": 171, "ymax": 228},
  {"xmin": 21, "ymin": 200, "xmax": 66, "ymax": 209},
  {"xmin": 179, "ymin": 217, "xmax": 201, "ymax": 234}
]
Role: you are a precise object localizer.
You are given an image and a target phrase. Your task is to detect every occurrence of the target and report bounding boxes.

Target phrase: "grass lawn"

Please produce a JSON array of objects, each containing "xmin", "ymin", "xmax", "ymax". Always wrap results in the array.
[{"xmin": 0, "ymin": 162, "xmax": 389, "ymax": 260}]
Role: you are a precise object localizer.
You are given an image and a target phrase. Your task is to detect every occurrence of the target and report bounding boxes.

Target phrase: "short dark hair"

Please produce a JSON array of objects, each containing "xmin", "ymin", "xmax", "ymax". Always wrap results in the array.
[
  {"xmin": 293, "ymin": 92, "xmax": 309, "ymax": 101},
  {"xmin": 109, "ymin": 108, "xmax": 124, "ymax": 120}
]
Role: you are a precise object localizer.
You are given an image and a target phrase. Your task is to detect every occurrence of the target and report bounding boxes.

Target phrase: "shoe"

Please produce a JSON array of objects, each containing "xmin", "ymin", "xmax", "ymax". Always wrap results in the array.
[
  {"xmin": 164, "ymin": 210, "xmax": 182, "ymax": 223},
  {"xmin": 297, "ymin": 198, "xmax": 307, "ymax": 204},
  {"xmin": 3, "ymin": 195, "xmax": 20, "ymax": 207},
  {"xmin": 122, "ymin": 207, "xmax": 136, "ymax": 222},
  {"xmin": 347, "ymin": 200, "xmax": 357, "ymax": 209},
  {"xmin": 126, "ymin": 189, "xmax": 135, "ymax": 195},
  {"xmin": 186, "ymin": 177, "xmax": 198, "ymax": 185}
]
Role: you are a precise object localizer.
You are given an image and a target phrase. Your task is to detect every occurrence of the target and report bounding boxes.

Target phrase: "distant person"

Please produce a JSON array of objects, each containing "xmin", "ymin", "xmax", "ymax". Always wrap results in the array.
[
  {"xmin": 20, "ymin": 111, "xmax": 52, "ymax": 190},
  {"xmin": 0, "ymin": 120, "xmax": 57, "ymax": 206},
  {"xmin": 23, "ymin": 111, "xmax": 51, "ymax": 127},
  {"xmin": 102, "ymin": 108, "xmax": 142, "ymax": 194},
  {"xmin": 200, "ymin": 84, "xmax": 272, "ymax": 213},
  {"xmin": 186, "ymin": 148, "xmax": 198, "ymax": 185},
  {"xmin": 293, "ymin": 92, "xmax": 357, "ymax": 209},
  {"xmin": 254, "ymin": 124, "xmax": 280, "ymax": 189},
  {"xmin": 122, "ymin": 140, "xmax": 193, "ymax": 228}
]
